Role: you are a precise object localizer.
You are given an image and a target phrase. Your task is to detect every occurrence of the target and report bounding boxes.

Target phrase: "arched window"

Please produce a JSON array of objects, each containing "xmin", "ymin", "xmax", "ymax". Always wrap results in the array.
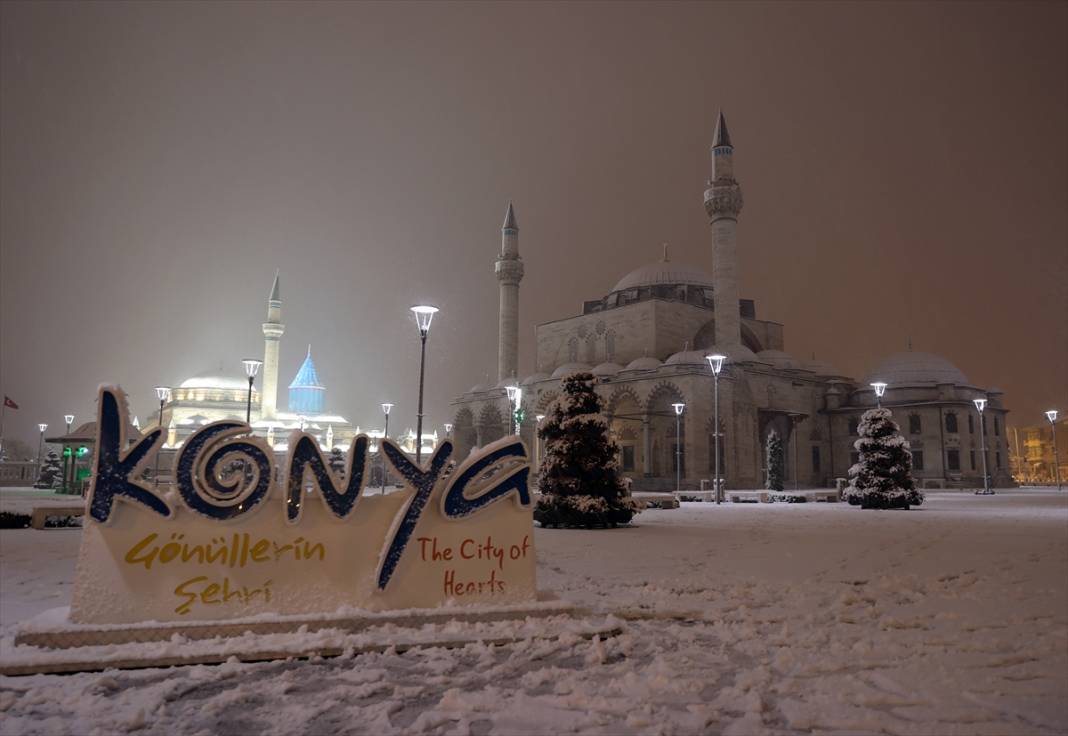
[
  {"xmin": 909, "ymin": 414, "xmax": 922, "ymax": 434},
  {"xmin": 945, "ymin": 413, "xmax": 958, "ymax": 433},
  {"xmin": 994, "ymin": 416, "xmax": 1001, "ymax": 436},
  {"xmin": 567, "ymin": 337, "xmax": 578, "ymax": 363},
  {"xmin": 968, "ymin": 414, "xmax": 975, "ymax": 433},
  {"xmin": 605, "ymin": 331, "xmax": 616, "ymax": 362},
  {"xmin": 848, "ymin": 417, "xmax": 859, "ymax": 435}
]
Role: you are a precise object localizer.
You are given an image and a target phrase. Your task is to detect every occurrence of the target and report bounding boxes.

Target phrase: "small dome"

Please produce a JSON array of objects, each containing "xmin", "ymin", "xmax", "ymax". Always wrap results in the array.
[
  {"xmin": 469, "ymin": 384, "xmax": 487, "ymax": 393},
  {"xmin": 866, "ymin": 351, "xmax": 969, "ymax": 386},
  {"xmin": 550, "ymin": 363, "xmax": 592, "ymax": 379},
  {"xmin": 592, "ymin": 362, "xmax": 624, "ymax": 377},
  {"xmin": 664, "ymin": 350, "xmax": 708, "ymax": 366},
  {"xmin": 703, "ymin": 344, "xmax": 760, "ymax": 364},
  {"xmin": 623, "ymin": 356, "xmax": 662, "ymax": 372},
  {"xmin": 179, "ymin": 375, "xmax": 249, "ymax": 391},
  {"xmin": 612, "ymin": 257, "xmax": 713, "ymax": 293},
  {"xmin": 521, "ymin": 372, "xmax": 550, "ymax": 386},
  {"xmin": 495, "ymin": 378, "xmax": 518, "ymax": 389},
  {"xmin": 757, "ymin": 349, "xmax": 804, "ymax": 371}
]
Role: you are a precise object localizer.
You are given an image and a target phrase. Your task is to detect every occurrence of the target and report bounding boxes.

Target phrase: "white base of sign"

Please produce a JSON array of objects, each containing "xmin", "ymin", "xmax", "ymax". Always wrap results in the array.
[{"xmin": 3, "ymin": 600, "xmax": 619, "ymax": 677}]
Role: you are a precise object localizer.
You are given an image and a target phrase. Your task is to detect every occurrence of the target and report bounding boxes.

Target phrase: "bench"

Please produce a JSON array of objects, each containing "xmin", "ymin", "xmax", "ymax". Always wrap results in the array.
[
  {"xmin": 728, "ymin": 491, "xmax": 769, "ymax": 503},
  {"xmin": 30, "ymin": 506, "xmax": 85, "ymax": 529}
]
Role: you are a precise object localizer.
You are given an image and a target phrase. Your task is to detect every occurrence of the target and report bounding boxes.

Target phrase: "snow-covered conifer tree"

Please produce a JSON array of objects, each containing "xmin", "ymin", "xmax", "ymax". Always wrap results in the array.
[
  {"xmin": 327, "ymin": 447, "xmax": 346, "ymax": 478},
  {"xmin": 765, "ymin": 430, "xmax": 785, "ymax": 492},
  {"xmin": 844, "ymin": 408, "xmax": 923, "ymax": 509},
  {"xmin": 535, "ymin": 372, "xmax": 640, "ymax": 528},
  {"xmin": 35, "ymin": 449, "xmax": 63, "ymax": 489}
]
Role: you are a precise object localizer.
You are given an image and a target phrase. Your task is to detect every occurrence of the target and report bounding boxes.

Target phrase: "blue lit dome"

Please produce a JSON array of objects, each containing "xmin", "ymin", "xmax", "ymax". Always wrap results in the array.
[{"xmin": 288, "ymin": 346, "xmax": 325, "ymax": 414}]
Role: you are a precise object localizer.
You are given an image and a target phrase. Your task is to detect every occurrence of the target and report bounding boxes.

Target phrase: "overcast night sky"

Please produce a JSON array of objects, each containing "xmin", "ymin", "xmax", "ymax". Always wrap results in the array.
[{"xmin": 1, "ymin": 1, "xmax": 1065, "ymax": 447}]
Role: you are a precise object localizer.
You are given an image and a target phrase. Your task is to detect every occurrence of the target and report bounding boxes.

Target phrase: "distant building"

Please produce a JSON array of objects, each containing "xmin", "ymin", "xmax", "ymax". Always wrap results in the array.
[
  {"xmin": 451, "ymin": 113, "xmax": 1014, "ymax": 491},
  {"xmin": 1009, "ymin": 418, "xmax": 1067, "ymax": 485}
]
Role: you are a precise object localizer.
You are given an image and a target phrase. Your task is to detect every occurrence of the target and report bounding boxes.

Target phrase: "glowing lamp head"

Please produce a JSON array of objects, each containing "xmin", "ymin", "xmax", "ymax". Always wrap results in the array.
[
  {"xmin": 38, "ymin": 423, "xmax": 48, "ymax": 433},
  {"xmin": 242, "ymin": 359, "xmax": 263, "ymax": 379},
  {"xmin": 154, "ymin": 386, "xmax": 171, "ymax": 402},
  {"xmin": 64, "ymin": 414, "xmax": 75, "ymax": 426},
  {"xmin": 505, "ymin": 385, "xmax": 522, "ymax": 405},
  {"xmin": 536, "ymin": 414, "xmax": 545, "ymax": 423},
  {"xmin": 672, "ymin": 402, "xmax": 685, "ymax": 416},
  {"xmin": 381, "ymin": 402, "xmax": 393, "ymax": 416},
  {"xmin": 1046, "ymin": 409, "xmax": 1058, "ymax": 424},
  {"xmin": 705, "ymin": 353, "xmax": 727, "ymax": 376},
  {"xmin": 870, "ymin": 382, "xmax": 888, "ymax": 398},
  {"xmin": 410, "ymin": 305, "xmax": 439, "ymax": 336},
  {"xmin": 973, "ymin": 397, "xmax": 987, "ymax": 413},
  {"xmin": 444, "ymin": 423, "xmax": 453, "ymax": 433}
]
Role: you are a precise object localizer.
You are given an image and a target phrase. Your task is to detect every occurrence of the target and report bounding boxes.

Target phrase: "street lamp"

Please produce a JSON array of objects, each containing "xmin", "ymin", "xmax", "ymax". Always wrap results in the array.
[
  {"xmin": 444, "ymin": 423, "xmax": 452, "ymax": 437},
  {"xmin": 242, "ymin": 359, "xmax": 263, "ymax": 424},
  {"xmin": 153, "ymin": 387, "xmax": 170, "ymax": 488},
  {"xmin": 36, "ymin": 423, "xmax": 47, "ymax": 470},
  {"xmin": 411, "ymin": 305, "xmax": 439, "ymax": 465},
  {"xmin": 1046, "ymin": 409, "xmax": 1061, "ymax": 491},
  {"xmin": 381, "ymin": 402, "xmax": 393, "ymax": 492},
  {"xmin": 672, "ymin": 402, "xmax": 685, "ymax": 493},
  {"xmin": 706, "ymin": 353, "xmax": 727, "ymax": 504},
  {"xmin": 871, "ymin": 382, "xmax": 888, "ymax": 409},
  {"xmin": 505, "ymin": 385, "xmax": 522, "ymax": 435},
  {"xmin": 62, "ymin": 414, "xmax": 74, "ymax": 494},
  {"xmin": 974, "ymin": 397, "xmax": 993, "ymax": 495}
]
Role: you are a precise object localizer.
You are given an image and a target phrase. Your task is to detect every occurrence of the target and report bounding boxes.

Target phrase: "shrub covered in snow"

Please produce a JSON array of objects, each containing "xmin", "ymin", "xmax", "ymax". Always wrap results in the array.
[
  {"xmin": 34, "ymin": 449, "xmax": 63, "ymax": 490},
  {"xmin": 844, "ymin": 408, "xmax": 924, "ymax": 509},
  {"xmin": 765, "ymin": 430, "xmax": 785, "ymax": 492},
  {"xmin": 327, "ymin": 447, "xmax": 346, "ymax": 477},
  {"xmin": 535, "ymin": 372, "xmax": 641, "ymax": 528}
]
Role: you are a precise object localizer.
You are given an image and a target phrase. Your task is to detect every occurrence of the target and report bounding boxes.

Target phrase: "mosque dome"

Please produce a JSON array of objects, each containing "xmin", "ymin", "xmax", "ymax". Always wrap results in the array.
[
  {"xmin": 866, "ymin": 351, "xmax": 969, "ymax": 386},
  {"xmin": 591, "ymin": 362, "xmax": 624, "ymax": 377},
  {"xmin": 622, "ymin": 356, "xmax": 662, "ymax": 372},
  {"xmin": 521, "ymin": 372, "xmax": 550, "ymax": 385},
  {"xmin": 702, "ymin": 344, "xmax": 761, "ymax": 364},
  {"xmin": 757, "ymin": 349, "xmax": 805, "ymax": 371},
  {"xmin": 469, "ymin": 384, "xmax": 487, "ymax": 393},
  {"xmin": 288, "ymin": 346, "xmax": 325, "ymax": 414},
  {"xmin": 664, "ymin": 350, "xmax": 708, "ymax": 366},
  {"xmin": 612, "ymin": 249, "xmax": 713, "ymax": 293},
  {"xmin": 551, "ymin": 363, "xmax": 592, "ymax": 379},
  {"xmin": 179, "ymin": 375, "xmax": 249, "ymax": 391},
  {"xmin": 802, "ymin": 358, "xmax": 842, "ymax": 377}
]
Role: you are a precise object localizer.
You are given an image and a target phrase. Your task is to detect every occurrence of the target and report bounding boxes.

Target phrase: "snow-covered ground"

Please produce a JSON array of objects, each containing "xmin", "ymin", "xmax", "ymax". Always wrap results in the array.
[{"xmin": 1, "ymin": 490, "xmax": 1066, "ymax": 735}]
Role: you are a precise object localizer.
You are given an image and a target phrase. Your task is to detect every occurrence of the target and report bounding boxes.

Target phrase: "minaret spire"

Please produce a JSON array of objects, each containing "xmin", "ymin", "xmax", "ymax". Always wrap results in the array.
[
  {"xmin": 704, "ymin": 111, "xmax": 744, "ymax": 349},
  {"xmin": 496, "ymin": 202, "xmax": 524, "ymax": 382},
  {"xmin": 261, "ymin": 270, "xmax": 285, "ymax": 419}
]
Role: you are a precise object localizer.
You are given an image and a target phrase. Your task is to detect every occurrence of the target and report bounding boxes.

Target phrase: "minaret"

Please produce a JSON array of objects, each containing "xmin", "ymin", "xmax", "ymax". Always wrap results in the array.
[
  {"xmin": 261, "ymin": 270, "xmax": 285, "ymax": 419},
  {"xmin": 703, "ymin": 111, "xmax": 744, "ymax": 348},
  {"xmin": 495, "ymin": 203, "xmax": 524, "ymax": 382}
]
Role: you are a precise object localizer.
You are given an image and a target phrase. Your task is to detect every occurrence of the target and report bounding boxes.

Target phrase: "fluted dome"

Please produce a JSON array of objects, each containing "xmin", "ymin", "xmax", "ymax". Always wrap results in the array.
[
  {"xmin": 757, "ymin": 349, "xmax": 804, "ymax": 371},
  {"xmin": 623, "ymin": 356, "xmax": 662, "ymax": 372},
  {"xmin": 591, "ymin": 362, "xmax": 624, "ymax": 377},
  {"xmin": 550, "ymin": 363, "xmax": 592, "ymax": 379},
  {"xmin": 612, "ymin": 259, "xmax": 713, "ymax": 292},
  {"xmin": 664, "ymin": 350, "xmax": 708, "ymax": 366},
  {"xmin": 521, "ymin": 372, "xmax": 550, "ymax": 385},
  {"xmin": 866, "ymin": 351, "xmax": 969, "ymax": 386}
]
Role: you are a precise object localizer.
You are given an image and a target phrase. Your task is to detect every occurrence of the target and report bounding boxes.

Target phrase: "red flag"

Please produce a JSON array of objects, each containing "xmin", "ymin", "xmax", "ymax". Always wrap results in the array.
[{"xmin": 2, "ymin": 396, "xmax": 17, "ymax": 410}]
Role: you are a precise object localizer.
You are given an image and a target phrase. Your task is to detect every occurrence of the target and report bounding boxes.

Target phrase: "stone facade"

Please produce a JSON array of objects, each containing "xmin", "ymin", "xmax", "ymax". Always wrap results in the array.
[{"xmin": 451, "ymin": 114, "xmax": 1013, "ymax": 491}]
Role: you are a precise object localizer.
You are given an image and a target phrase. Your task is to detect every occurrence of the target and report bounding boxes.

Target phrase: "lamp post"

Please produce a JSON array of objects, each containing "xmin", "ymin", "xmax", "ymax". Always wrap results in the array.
[
  {"xmin": 505, "ymin": 385, "xmax": 522, "ymax": 435},
  {"xmin": 381, "ymin": 402, "xmax": 393, "ymax": 492},
  {"xmin": 672, "ymin": 402, "xmax": 685, "ymax": 493},
  {"xmin": 36, "ymin": 423, "xmax": 47, "ymax": 470},
  {"xmin": 706, "ymin": 354, "xmax": 727, "ymax": 504},
  {"xmin": 535, "ymin": 414, "xmax": 545, "ymax": 469},
  {"xmin": 153, "ymin": 388, "xmax": 170, "ymax": 488},
  {"xmin": 444, "ymin": 423, "xmax": 452, "ymax": 438},
  {"xmin": 871, "ymin": 382, "xmax": 888, "ymax": 409},
  {"xmin": 974, "ymin": 397, "xmax": 992, "ymax": 495},
  {"xmin": 62, "ymin": 414, "xmax": 74, "ymax": 494},
  {"xmin": 242, "ymin": 359, "xmax": 262, "ymax": 424},
  {"xmin": 410, "ymin": 305, "xmax": 439, "ymax": 465},
  {"xmin": 1046, "ymin": 410, "xmax": 1061, "ymax": 491}
]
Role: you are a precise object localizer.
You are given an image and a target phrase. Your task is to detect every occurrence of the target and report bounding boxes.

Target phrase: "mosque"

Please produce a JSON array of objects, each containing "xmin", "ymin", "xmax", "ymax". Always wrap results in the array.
[
  {"xmin": 450, "ymin": 113, "xmax": 1015, "ymax": 491},
  {"xmin": 156, "ymin": 273, "xmax": 437, "ymax": 459}
]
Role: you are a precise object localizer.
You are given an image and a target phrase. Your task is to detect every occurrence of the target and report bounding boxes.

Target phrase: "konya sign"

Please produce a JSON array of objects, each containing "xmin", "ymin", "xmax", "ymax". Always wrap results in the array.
[{"xmin": 70, "ymin": 388, "xmax": 536, "ymax": 624}]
